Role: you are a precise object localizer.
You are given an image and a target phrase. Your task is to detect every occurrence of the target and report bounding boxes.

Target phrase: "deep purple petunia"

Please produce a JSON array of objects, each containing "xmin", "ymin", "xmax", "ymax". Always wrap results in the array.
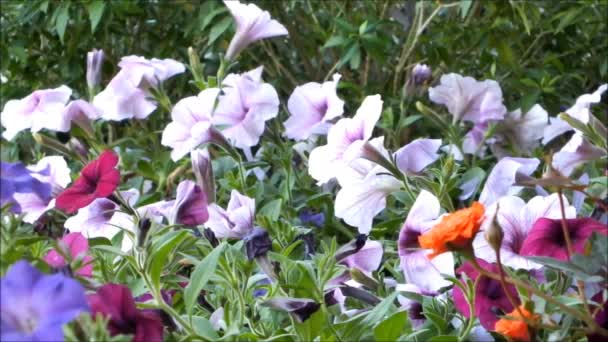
[
  {"xmin": 453, "ymin": 258, "xmax": 519, "ymax": 330},
  {"xmin": 169, "ymin": 180, "xmax": 209, "ymax": 226},
  {"xmin": 520, "ymin": 218, "xmax": 608, "ymax": 261},
  {"xmin": 1, "ymin": 161, "xmax": 51, "ymax": 213},
  {"xmin": 0, "ymin": 260, "xmax": 90, "ymax": 341}
]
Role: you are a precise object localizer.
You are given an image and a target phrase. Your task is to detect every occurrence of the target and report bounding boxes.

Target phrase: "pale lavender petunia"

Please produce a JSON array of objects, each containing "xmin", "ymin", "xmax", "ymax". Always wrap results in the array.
[
  {"xmin": 1, "ymin": 85, "xmax": 72, "ymax": 140},
  {"xmin": 473, "ymin": 194, "xmax": 576, "ymax": 270},
  {"xmin": 339, "ymin": 240, "xmax": 383, "ymax": 278},
  {"xmin": 428, "ymin": 73, "xmax": 506, "ymax": 125},
  {"xmin": 204, "ymin": 190, "xmax": 255, "ymax": 239},
  {"xmin": 284, "ymin": 74, "xmax": 344, "ymax": 140},
  {"xmin": 223, "ymin": 0, "xmax": 288, "ymax": 60},
  {"xmin": 543, "ymin": 84, "xmax": 607, "ymax": 145},
  {"xmin": 161, "ymin": 88, "xmax": 220, "ymax": 161},
  {"xmin": 213, "ymin": 66, "xmax": 279, "ymax": 148},
  {"xmin": 169, "ymin": 180, "xmax": 209, "ymax": 226},
  {"xmin": 478, "ymin": 157, "xmax": 540, "ymax": 206},
  {"xmin": 93, "ymin": 55, "xmax": 185, "ymax": 121},
  {"xmin": 308, "ymin": 95, "xmax": 383, "ymax": 184},
  {"xmin": 398, "ymin": 190, "xmax": 454, "ymax": 292},
  {"xmin": 394, "ymin": 138, "xmax": 442, "ymax": 174},
  {"xmin": 552, "ymin": 133, "xmax": 606, "ymax": 176},
  {"xmin": 492, "ymin": 104, "xmax": 548, "ymax": 157}
]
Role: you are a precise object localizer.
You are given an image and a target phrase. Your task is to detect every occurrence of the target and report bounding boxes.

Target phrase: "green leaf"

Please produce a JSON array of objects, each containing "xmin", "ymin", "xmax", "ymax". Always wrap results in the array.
[
  {"xmin": 429, "ymin": 335, "xmax": 459, "ymax": 342},
  {"xmin": 258, "ymin": 199, "xmax": 282, "ymax": 221},
  {"xmin": 399, "ymin": 114, "xmax": 423, "ymax": 128},
  {"xmin": 184, "ymin": 242, "xmax": 226, "ymax": 316},
  {"xmin": 374, "ymin": 311, "xmax": 410, "ymax": 341},
  {"xmin": 337, "ymin": 42, "xmax": 359, "ymax": 69},
  {"xmin": 525, "ymin": 255, "xmax": 592, "ymax": 279},
  {"xmin": 460, "ymin": 0, "xmax": 473, "ymax": 19},
  {"xmin": 55, "ymin": 3, "xmax": 70, "ymax": 43},
  {"xmin": 86, "ymin": 0, "xmax": 105, "ymax": 33},
  {"xmin": 187, "ymin": 316, "xmax": 220, "ymax": 341},
  {"xmin": 362, "ymin": 292, "xmax": 398, "ymax": 326},
  {"xmin": 323, "ymin": 36, "xmax": 346, "ymax": 49},
  {"xmin": 148, "ymin": 230, "xmax": 190, "ymax": 292},
  {"xmin": 349, "ymin": 47, "xmax": 361, "ymax": 70},
  {"xmin": 207, "ymin": 16, "xmax": 233, "ymax": 47},
  {"xmin": 458, "ymin": 167, "xmax": 486, "ymax": 200}
]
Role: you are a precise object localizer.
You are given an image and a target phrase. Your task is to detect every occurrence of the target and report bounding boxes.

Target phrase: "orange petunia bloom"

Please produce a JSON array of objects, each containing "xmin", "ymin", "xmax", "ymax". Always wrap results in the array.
[
  {"xmin": 494, "ymin": 305, "xmax": 539, "ymax": 342},
  {"xmin": 418, "ymin": 201, "xmax": 485, "ymax": 258}
]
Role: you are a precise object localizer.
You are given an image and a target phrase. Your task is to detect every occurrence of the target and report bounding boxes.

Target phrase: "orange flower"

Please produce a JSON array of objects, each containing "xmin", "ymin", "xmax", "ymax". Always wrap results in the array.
[
  {"xmin": 494, "ymin": 305, "xmax": 539, "ymax": 342},
  {"xmin": 418, "ymin": 201, "xmax": 484, "ymax": 258}
]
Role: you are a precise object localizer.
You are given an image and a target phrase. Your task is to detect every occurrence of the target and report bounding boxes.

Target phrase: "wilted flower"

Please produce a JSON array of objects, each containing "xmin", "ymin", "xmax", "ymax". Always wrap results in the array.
[
  {"xmin": 161, "ymin": 88, "xmax": 220, "ymax": 161},
  {"xmin": 478, "ymin": 157, "xmax": 540, "ymax": 207},
  {"xmin": 44, "ymin": 232, "xmax": 93, "ymax": 277},
  {"xmin": 520, "ymin": 218, "xmax": 608, "ymax": 261},
  {"xmin": 213, "ymin": 66, "xmax": 279, "ymax": 148},
  {"xmin": 283, "ymin": 73, "xmax": 344, "ymax": 140},
  {"xmin": 1, "ymin": 85, "xmax": 72, "ymax": 140},
  {"xmin": 86, "ymin": 49, "xmax": 104, "ymax": 90},
  {"xmin": 552, "ymin": 133, "xmax": 606, "ymax": 176},
  {"xmin": 473, "ymin": 194, "xmax": 576, "ymax": 270},
  {"xmin": 398, "ymin": 190, "xmax": 454, "ymax": 292},
  {"xmin": 492, "ymin": 104, "xmax": 548, "ymax": 157},
  {"xmin": 191, "ymin": 149, "xmax": 215, "ymax": 203},
  {"xmin": 453, "ymin": 259, "xmax": 519, "ymax": 330},
  {"xmin": 169, "ymin": 180, "xmax": 209, "ymax": 226},
  {"xmin": 56, "ymin": 150, "xmax": 121, "ymax": 213},
  {"xmin": 429, "ymin": 73, "xmax": 506, "ymax": 125},
  {"xmin": 494, "ymin": 305, "xmax": 539, "ymax": 342},
  {"xmin": 223, "ymin": 0, "xmax": 288, "ymax": 60},
  {"xmin": 0, "ymin": 260, "xmax": 90, "ymax": 341},
  {"xmin": 244, "ymin": 227, "xmax": 272, "ymax": 260},
  {"xmin": 204, "ymin": 190, "xmax": 255, "ymax": 239},
  {"xmin": 93, "ymin": 55, "xmax": 185, "ymax": 121},
  {"xmin": 88, "ymin": 284, "xmax": 164, "ymax": 342},
  {"xmin": 308, "ymin": 95, "xmax": 383, "ymax": 184},
  {"xmin": 418, "ymin": 202, "xmax": 485, "ymax": 258},
  {"xmin": 263, "ymin": 298, "xmax": 320, "ymax": 323}
]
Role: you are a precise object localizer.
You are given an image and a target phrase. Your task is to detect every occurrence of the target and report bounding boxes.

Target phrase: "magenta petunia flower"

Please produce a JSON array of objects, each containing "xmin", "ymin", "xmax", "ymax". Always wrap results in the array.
[
  {"xmin": 520, "ymin": 218, "xmax": 608, "ymax": 261},
  {"xmin": 223, "ymin": 0, "xmax": 288, "ymax": 60},
  {"xmin": 213, "ymin": 66, "xmax": 279, "ymax": 148},
  {"xmin": 56, "ymin": 150, "xmax": 121, "ymax": 213},
  {"xmin": 283, "ymin": 74, "xmax": 344, "ymax": 141},
  {"xmin": 88, "ymin": 283, "xmax": 163, "ymax": 342},
  {"xmin": 169, "ymin": 180, "xmax": 209, "ymax": 226},
  {"xmin": 453, "ymin": 258, "xmax": 519, "ymax": 330},
  {"xmin": 1, "ymin": 85, "xmax": 72, "ymax": 140},
  {"xmin": 44, "ymin": 232, "xmax": 93, "ymax": 277},
  {"xmin": 1, "ymin": 260, "xmax": 90, "ymax": 341}
]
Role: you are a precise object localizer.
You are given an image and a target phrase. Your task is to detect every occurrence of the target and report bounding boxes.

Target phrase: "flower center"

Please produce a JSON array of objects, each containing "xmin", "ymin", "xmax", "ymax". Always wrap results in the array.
[{"xmin": 13, "ymin": 311, "xmax": 38, "ymax": 334}]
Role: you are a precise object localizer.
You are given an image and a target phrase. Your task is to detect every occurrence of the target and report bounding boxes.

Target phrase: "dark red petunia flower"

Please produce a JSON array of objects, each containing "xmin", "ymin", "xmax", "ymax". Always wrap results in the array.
[
  {"xmin": 56, "ymin": 150, "xmax": 120, "ymax": 213},
  {"xmin": 520, "ymin": 218, "xmax": 608, "ymax": 261},
  {"xmin": 453, "ymin": 258, "xmax": 519, "ymax": 330},
  {"xmin": 88, "ymin": 283, "xmax": 164, "ymax": 342}
]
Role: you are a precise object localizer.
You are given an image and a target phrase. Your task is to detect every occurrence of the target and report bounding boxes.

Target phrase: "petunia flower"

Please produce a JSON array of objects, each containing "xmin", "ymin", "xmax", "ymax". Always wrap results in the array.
[
  {"xmin": 478, "ymin": 157, "xmax": 540, "ymax": 207},
  {"xmin": 395, "ymin": 283, "xmax": 435, "ymax": 328},
  {"xmin": 161, "ymin": 88, "xmax": 220, "ymax": 161},
  {"xmin": 1, "ymin": 161, "xmax": 51, "ymax": 213},
  {"xmin": 552, "ymin": 133, "xmax": 607, "ymax": 177},
  {"xmin": 93, "ymin": 55, "xmax": 185, "ymax": 121},
  {"xmin": 0, "ymin": 260, "xmax": 90, "ymax": 341},
  {"xmin": 453, "ymin": 259, "xmax": 519, "ymax": 330},
  {"xmin": 213, "ymin": 66, "xmax": 279, "ymax": 148},
  {"xmin": 204, "ymin": 189, "xmax": 255, "ymax": 239},
  {"xmin": 191, "ymin": 148, "xmax": 215, "ymax": 203},
  {"xmin": 494, "ymin": 305, "xmax": 539, "ymax": 342},
  {"xmin": 1, "ymin": 85, "xmax": 72, "ymax": 140},
  {"xmin": 473, "ymin": 194, "xmax": 576, "ymax": 270},
  {"xmin": 334, "ymin": 137, "xmax": 442, "ymax": 234},
  {"xmin": 262, "ymin": 298, "xmax": 320, "ymax": 323},
  {"xmin": 56, "ymin": 150, "xmax": 121, "ymax": 213},
  {"xmin": 44, "ymin": 232, "xmax": 93, "ymax": 277},
  {"xmin": 492, "ymin": 104, "xmax": 549, "ymax": 157},
  {"xmin": 418, "ymin": 202, "xmax": 485, "ymax": 258},
  {"xmin": 398, "ymin": 190, "xmax": 454, "ymax": 292},
  {"xmin": 543, "ymin": 83, "xmax": 607, "ymax": 145},
  {"xmin": 429, "ymin": 73, "xmax": 506, "ymax": 125},
  {"xmin": 283, "ymin": 73, "xmax": 344, "ymax": 140},
  {"xmin": 168, "ymin": 180, "xmax": 209, "ymax": 226},
  {"xmin": 88, "ymin": 283, "xmax": 164, "ymax": 342},
  {"xmin": 411, "ymin": 63, "xmax": 432, "ymax": 87},
  {"xmin": 520, "ymin": 218, "xmax": 608, "ymax": 261},
  {"xmin": 223, "ymin": 0, "xmax": 288, "ymax": 60},
  {"xmin": 308, "ymin": 94, "xmax": 383, "ymax": 184}
]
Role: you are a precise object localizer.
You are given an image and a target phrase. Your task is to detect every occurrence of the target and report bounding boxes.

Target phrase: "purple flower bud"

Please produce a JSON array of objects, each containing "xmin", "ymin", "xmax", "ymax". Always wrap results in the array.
[
  {"xmin": 263, "ymin": 298, "xmax": 320, "ymax": 323},
  {"xmin": 412, "ymin": 63, "xmax": 431, "ymax": 86},
  {"xmin": 190, "ymin": 149, "xmax": 215, "ymax": 203},
  {"xmin": 137, "ymin": 218, "xmax": 152, "ymax": 248},
  {"xmin": 299, "ymin": 209, "xmax": 325, "ymax": 228},
  {"xmin": 244, "ymin": 227, "xmax": 272, "ymax": 260},
  {"xmin": 86, "ymin": 49, "xmax": 104, "ymax": 90}
]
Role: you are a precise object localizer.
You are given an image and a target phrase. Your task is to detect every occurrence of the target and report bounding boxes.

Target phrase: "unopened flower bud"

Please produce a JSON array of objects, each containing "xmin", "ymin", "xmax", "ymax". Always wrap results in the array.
[
  {"xmin": 190, "ymin": 149, "xmax": 215, "ymax": 203},
  {"xmin": 244, "ymin": 227, "xmax": 272, "ymax": 261},
  {"xmin": 137, "ymin": 218, "xmax": 152, "ymax": 248},
  {"xmin": 412, "ymin": 64, "xmax": 431, "ymax": 86},
  {"xmin": 203, "ymin": 228, "xmax": 219, "ymax": 247},
  {"xmin": 483, "ymin": 204, "xmax": 503, "ymax": 253},
  {"xmin": 68, "ymin": 138, "xmax": 88, "ymax": 161},
  {"xmin": 86, "ymin": 49, "xmax": 104, "ymax": 91}
]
